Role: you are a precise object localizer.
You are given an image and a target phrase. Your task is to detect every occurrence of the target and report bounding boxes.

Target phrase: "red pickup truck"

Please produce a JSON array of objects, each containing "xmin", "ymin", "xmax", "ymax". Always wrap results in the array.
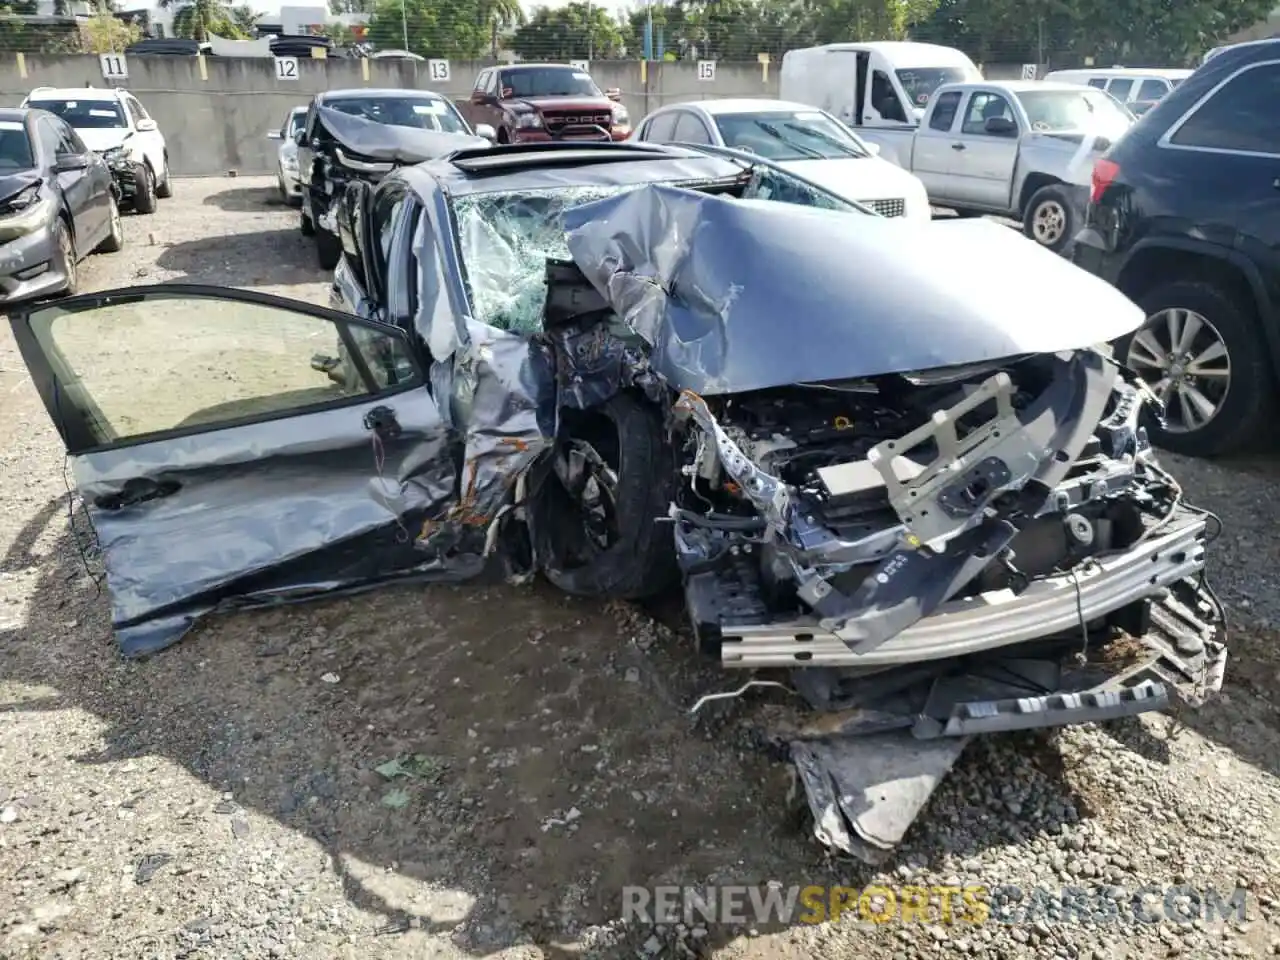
[{"xmin": 462, "ymin": 63, "xmax": 631, "ymax": 144}]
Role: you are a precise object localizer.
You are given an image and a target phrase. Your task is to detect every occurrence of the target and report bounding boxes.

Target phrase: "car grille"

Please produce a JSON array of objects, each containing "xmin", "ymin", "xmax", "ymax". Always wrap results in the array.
[
  {"xmin": 867, "ymin": 198, "xmax": 906, "ymax": 218},
  {"xmin": 542, "ymin": 110, "xmax": 613, "ymax": 138}
]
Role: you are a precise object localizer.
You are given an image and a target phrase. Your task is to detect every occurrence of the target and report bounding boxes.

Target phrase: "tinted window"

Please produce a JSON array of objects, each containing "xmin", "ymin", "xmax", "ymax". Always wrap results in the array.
[
  {"xmin": 673, "ymin": 111, "xmax": 712, "ymax": 144},
  {"xmin": 324, "ymin": 95, "xmax": 469, "ymax": 134},
  {"xmin": 961, "ymin": 92, "xmax": 1014, "ymax": 135},
  {"xmin": 32, "ymin": 98, "xmax": 126, "ymax": 129},
  {"xmin": 643, "ymin": 112, "xmax": 679, "ymax": 141},
  {"xmin": 1135, "ymin": 78, "xmax": 1169, "ymax": 100},
  {"xmin": 1088, "ymin": 77, "xmax": 1108, "ymax": 89},
  {"xmin": 1106, "ymin": 78, "xmax": 1134, "ymax": 100},
  {"xmin": 51, "ymin": 118, "xmax": 85, "ymax": 154},
  {"xmin": 35, "ymin": 117, "xmax": 62, "ymax": 160},
  {"xmin": 499, "ymin": 67, "xmax": 600, "ymax": 98},
  {"xmin": 473, "ymin": 69, "xmax": 490, "ymax": 94},
  {"xmin": 1170, "ymin": 61, "xmax": 1280, "ymax": 155},
  {"xmin": 929, "ymin": 91, "xmax": 962, "ymax": 130},
  {"xmin": 0, "ymin": 120, "xmax": 34, "ymax": 170},
  {"xmin": 896, "ymin": 67, "xmax": 970, "ymax": 109},
  {"xmin": 287, "ymin": 110, "xmax": 306, "ymax": 136}
]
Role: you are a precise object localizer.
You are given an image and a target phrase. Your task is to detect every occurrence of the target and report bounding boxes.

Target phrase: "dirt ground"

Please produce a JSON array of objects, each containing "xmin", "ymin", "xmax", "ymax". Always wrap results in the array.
[{"xmin": 0, "ymin": 178, "xmax": 1278, "ymax": 960}]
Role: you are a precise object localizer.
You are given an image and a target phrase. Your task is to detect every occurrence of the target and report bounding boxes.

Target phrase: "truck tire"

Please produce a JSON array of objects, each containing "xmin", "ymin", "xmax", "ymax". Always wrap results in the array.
[
  {"xmin": 530, "ymin": 393, "xmax": 677, "ymax": 600},
  {"xmin": 300, "ymin": 207, "xmax": 315, "ymax": 237},
  {"xmin": 1022, "ymin": 184, "xmax": 1075, "ymax": 254},
  {"xmin": 155, "ymin": 159, "xmax": 173, "ymax": 199},
  {"xmin": 1118, "ymin": 280, "xmax": 1275, "ymax": 457},
  {"xmin": 133, "ymin": 162, "xmax": 157, "ymax": 214}
]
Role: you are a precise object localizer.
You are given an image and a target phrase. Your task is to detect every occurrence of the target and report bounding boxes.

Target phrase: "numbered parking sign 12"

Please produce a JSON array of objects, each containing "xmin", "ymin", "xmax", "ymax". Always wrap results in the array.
[
  {"xmin": 275, "ymin": 57, "xmax": 299, "ymax": 80},
  {"xmin": 99, "ymin": 53, "xmax": 128, "ymax": 80},
  {"xmin": 428, "ymin": 59, "xmax": 451, "ymax": 82},
  {"xmin": 697, "ymin": 60, "xmax": 716, "ymax": 82}
]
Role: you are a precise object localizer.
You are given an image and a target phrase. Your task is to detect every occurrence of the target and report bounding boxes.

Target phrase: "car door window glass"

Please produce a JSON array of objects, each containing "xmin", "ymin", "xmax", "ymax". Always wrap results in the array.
[
  {"xmin": 54, "ymin": 119, "xmax": 85, "ymax": 154},
  {"xmin": 36, "ymin": 118, "xmax": 62, "ymax": 161},
  {"xmin": 961, "ymin": 92, "xmax": 1014, "ymax": 135},
  {"xmin": 1087, "ymin": 77, "xmax": 1108, "ymax": 89},
  {"xmin": 124, "ymin": 98, "xmax": 145, "ymax": 126},
  {"xmin": 644, "ymin": 112, "xmax": 678, "ymax": 141},
  {"xmin": 1170, "ymin": 61, "xmax": 1280, "ymax": 155},
  {"xmin": 929, "ymin": 91, "xmax": 962, "ymax": 131},
  {"xmin": 870, "ymin": 70, "xmax": 908, "ymax": 122},
  {"xmin": 1136, "ymin": 79, "xmax": 1169, "ymax": 101},
  {"xmin": 30, "ymin": 295, "xmax": 417, "ymax": 446},
  {"xmin": 1106, "ymin": 78, "xmax": 1134, "ymax": 100},
  {"xmin": 372, "ymin": 185, "xmax": 408, "ymax": 283},
  {"xmin": 672, "ymin": 111, "xmax": 712, "ymax": 144},
  {"xmin": 474, "ymin": 70, "xmax": 489, "ymax": 96}
]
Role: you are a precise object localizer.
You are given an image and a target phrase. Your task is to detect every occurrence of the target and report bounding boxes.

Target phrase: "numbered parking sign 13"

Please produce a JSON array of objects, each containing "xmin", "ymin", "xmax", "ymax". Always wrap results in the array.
[
  {"xmin": 99, "ymin": 53, "xmax": 128, "ymax": 80},
  {"xmin": 428, "ymin": 59, "xmax": 451, "ymax": 82},
  {"xmin": 697, "ymin": 60, "xmax": 716, "ymax": 81},
  {"xmin": 275, "ymin": 57, "xmax": 299, "ymax": 80}
]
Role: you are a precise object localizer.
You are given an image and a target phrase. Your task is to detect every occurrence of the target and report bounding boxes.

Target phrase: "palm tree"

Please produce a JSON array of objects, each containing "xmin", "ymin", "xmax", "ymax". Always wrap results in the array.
[
  {"xmin": 478, "ymin": 0, "xmax": 523, "ymax": 58},
  {"xmin": 159, "ymin": 0, "xmax": 241, "ymax": 40}
]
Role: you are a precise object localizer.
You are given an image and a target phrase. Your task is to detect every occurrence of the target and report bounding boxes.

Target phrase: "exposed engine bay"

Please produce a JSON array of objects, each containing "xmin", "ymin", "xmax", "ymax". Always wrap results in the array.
[{"xmin": 529, "ymin": 249, "xmax": 1225, "ymax": 863}]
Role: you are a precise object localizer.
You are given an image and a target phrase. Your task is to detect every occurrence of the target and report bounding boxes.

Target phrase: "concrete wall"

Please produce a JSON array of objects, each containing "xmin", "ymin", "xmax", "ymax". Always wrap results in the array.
[{"xmin": 0, "ymin": 54, "xmax": 1037, "ymax": 176}]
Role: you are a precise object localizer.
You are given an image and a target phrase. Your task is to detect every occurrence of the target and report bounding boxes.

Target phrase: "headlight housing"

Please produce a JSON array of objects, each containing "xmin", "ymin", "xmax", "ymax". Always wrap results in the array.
[
  {"xmin": 611, "ymin": 103, "xmax": 629, "ymax": 124},
  {"xmin": 513, "ymin": 112, "xmax": 542, "ymax": 130},
  {"xmin": 2, "ymin": 183, "xmax": 40, "ymax": 214},
  {"xmin": 101, "ymin": 146, "xmax": 130, "ymax": 168}
]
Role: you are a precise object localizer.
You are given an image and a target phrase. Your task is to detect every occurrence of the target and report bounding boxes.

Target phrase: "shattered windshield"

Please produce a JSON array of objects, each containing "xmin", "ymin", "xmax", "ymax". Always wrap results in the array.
[
  {"xmin": 895, "ymin": 68, "xmax": 972, "ymax": 109},
  {"xmin": 453, "ymin": 186, "xmax": 635, "ymax": 333},
  {"xmin": 325, "ymin": 95, "xmax": 469, "ymax": 133}
]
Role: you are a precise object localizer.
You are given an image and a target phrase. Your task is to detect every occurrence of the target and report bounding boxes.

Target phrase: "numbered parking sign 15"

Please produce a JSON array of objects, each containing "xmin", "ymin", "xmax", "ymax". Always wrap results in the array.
[
  {"xmin": 697, "ymin": 60, "xmax": 716, "ymax": 81},
  {"xmin": 275, "ymin": 57, "xmax": 299, "ymax": 80},
  {"xmin": 428, "ymin": 59, "xmax": 451, "ymax": 82},
  {"xmin": 99, "ymin": 53, "xmax": 128, "ymax": 80}
]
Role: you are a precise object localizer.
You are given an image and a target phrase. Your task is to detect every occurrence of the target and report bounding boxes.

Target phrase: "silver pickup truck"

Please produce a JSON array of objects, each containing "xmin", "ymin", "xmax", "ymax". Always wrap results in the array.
[{"xmin": 861, "ymin": 80, "xmax": 1134, "ymax": 253}]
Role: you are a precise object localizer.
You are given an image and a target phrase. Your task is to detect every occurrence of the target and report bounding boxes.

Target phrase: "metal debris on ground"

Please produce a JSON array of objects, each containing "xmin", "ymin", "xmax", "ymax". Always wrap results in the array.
[{"xmin": 134, "ymin": 852, "xmax": 173, "ymax": 885}]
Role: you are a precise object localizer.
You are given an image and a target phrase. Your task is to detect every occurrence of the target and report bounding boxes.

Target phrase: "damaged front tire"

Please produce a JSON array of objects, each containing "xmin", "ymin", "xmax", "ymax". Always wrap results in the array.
[{"xmin": 530, "ymin": 393, "xmax": 677, "ymax": 600}]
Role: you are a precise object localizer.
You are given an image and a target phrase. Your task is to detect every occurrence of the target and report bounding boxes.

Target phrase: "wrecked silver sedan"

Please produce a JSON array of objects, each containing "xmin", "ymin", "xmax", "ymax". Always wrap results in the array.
[{"xmin": 9, "ymin": 142, "xmax": 1226, "ymax": 863}]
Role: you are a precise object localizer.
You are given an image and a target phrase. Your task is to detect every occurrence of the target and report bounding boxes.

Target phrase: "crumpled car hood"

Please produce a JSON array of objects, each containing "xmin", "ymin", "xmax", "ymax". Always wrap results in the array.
[
  {"xmin": 562, "ymin": 184, "xmax": 1145, "ymax": 395},
  {"xmin": 318, "ymin": 105, "xmax": 488, "ymax": 164}
]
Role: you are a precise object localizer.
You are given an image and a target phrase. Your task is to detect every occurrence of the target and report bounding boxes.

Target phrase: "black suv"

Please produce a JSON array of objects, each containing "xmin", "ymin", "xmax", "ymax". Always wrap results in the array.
[{"xmin": 1073, "ymin": 40, "xmax": 1280, "ymax": 457}]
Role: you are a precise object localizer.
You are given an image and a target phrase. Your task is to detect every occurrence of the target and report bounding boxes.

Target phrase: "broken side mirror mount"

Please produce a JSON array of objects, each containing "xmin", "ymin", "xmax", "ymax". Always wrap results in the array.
[{"xmin": 983, "ymin": 116, "xmax": 1017, "ymax": 137}]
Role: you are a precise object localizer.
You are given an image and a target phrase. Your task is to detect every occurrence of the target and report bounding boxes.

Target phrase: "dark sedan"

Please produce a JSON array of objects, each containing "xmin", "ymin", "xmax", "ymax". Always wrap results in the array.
[{"xmin": 0, "ymin": 107, "xmax": 122, "ymax": 304}]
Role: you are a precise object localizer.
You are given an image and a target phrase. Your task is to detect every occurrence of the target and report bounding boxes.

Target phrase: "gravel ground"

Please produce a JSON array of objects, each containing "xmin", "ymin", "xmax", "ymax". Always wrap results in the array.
[{"xmin": 0, "ymin": 177, "xmax": 1278, "ymax": 960}]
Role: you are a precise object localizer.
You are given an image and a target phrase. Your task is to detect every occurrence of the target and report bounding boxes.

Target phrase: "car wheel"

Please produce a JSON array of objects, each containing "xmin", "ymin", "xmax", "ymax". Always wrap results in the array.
[
  {"xmin": 95, "ymin": 193, "xmax": 124, "ymax": 253},
  {"xmin": 133, "ymin": 162, "xmax": 157, "ymax": 214},
  {"xmin": 300, "ymin": 207, "xmax": 315, "ymax": 237},
  {"xmin": 315, "ymin": 227, "xmax": 342, "ymax": 271},
  {"xmin": 1022, "ymin": 184, "xmax": 1075, "ymax": 253},
  {"xmin": 155, "ymin": 160, "xmax": 173, "ymax": 199},
  {"xmin": 53, "ymin": 218, "xmax": 77, "ymax": 296},
  {"xmin": 530, "ymin": 393, "xmax": 677, "ymax": 599},
  {"xmin": 1121, "ymin": 280, "xmax": 1275, "ymax": 457}
]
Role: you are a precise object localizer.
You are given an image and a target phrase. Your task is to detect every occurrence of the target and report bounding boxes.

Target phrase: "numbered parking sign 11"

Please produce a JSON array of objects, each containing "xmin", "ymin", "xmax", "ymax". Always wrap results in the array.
[
  {"xmin": 275, "ymin": 57, "xmax": 299, "ymax": 80},
  {"xmin": 428, "ymin": 59, "xmax": 450, "ymax": 82},
  {"xmin": 99, "ymin": 53, "xmax": 128, "ymax": 80},
  {"xmin": 697, "ymin": 60, "xmax": 716, "ymax": 82}
]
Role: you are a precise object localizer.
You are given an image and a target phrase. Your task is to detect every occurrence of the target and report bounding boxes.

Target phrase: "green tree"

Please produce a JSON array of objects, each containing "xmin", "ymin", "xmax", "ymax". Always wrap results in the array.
[
  {"xmin": 329, "ymin": 0, "xmax": 376, "ymax": 13},
  {"xmin": 80, "ymin": 8, "xmax": 142, "ymax": 51},
  {"xmin": 509, "ymin": 3, "xmax": 624, "ymax": 60},
  {"xmin": 229, "ymin": 3, "xmax": 257, "ymax": 33},
  {"xmin": 365, "ymin": 0, "xmax": 487, "ymax": 57},
  {"xmin": 161, "ymin": 0, "xmax": 247, "ymax": 40}
]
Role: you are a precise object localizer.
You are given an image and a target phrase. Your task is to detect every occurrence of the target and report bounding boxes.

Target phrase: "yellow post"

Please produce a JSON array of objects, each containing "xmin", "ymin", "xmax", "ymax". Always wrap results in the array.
[
  {"xmin": 312, "ymin": 46, "xmax": 327, "ymax": 59},
  {"xmin": 198, "ymin": 53, "xmax": 208, "ymax": 81},
  {"xmin": 757, "ymin": 52, "xmax": 770, "ymax": 84},
  {"xmin": 15, "ymin": 52, "xmax": 25, "ymax": 79},
  {"xmin": 640, "ymin": 58, "xmax": 647, "ymax": 84},
  {"xmin": 361, "ymin": 56, "xmax": 369, "ymax": 82}
]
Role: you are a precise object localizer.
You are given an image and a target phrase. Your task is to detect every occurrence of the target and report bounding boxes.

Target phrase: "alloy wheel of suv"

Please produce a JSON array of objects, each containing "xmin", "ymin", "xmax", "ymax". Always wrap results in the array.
[{"xmin": 1126, "ymin": 307, "xmax": 1230, "ymax": 435}]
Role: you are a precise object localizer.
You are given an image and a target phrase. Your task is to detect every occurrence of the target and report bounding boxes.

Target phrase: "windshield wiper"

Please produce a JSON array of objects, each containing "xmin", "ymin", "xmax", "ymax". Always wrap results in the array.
[
  {"xmin": 782, "ymin": 121, "xmax": 867, "ymax": 158},
  {"xmin": 754, "ymin": 121, "xmax": 825, "ymax": 160}
]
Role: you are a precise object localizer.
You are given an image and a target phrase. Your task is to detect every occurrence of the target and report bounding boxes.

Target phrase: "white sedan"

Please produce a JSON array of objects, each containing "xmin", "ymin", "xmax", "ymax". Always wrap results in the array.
[
  {"xmin": 629, "ymin": 98, "xmax": 931, "ymax": 221},
  {"xmin": 266, "ymin": 105, "xmax": 308, "ymax": 206}
]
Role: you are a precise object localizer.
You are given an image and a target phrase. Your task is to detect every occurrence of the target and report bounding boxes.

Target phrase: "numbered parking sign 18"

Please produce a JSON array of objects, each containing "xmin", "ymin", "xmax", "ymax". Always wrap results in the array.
[
  {"xmin": 697, "ymin": 60, "xmax": 716, "ymax": 81},
  {"xmin": 99, "ymin": 53, "xmax": 128, "ymax": 80},
  {"xmin": 1020, "ymin": 63, "xmax": 1037, "ymax": 80},
  {"xmin": 569, "ymin": 60, "xmax": 589, "ymax": 73},
  {"xmin": 275, "ymin": 57, "xmax": 299, "ymax": 80},
  {"xmin": 428, "ymin": 59, "xmax": 450, "ymax": 82}
]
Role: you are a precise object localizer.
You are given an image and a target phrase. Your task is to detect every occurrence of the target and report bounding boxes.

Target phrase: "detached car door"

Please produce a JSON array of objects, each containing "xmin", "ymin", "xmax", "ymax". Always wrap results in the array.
[{"xmin": 9, "ymin": 284, "xmax": 457, "ymax": 656}]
